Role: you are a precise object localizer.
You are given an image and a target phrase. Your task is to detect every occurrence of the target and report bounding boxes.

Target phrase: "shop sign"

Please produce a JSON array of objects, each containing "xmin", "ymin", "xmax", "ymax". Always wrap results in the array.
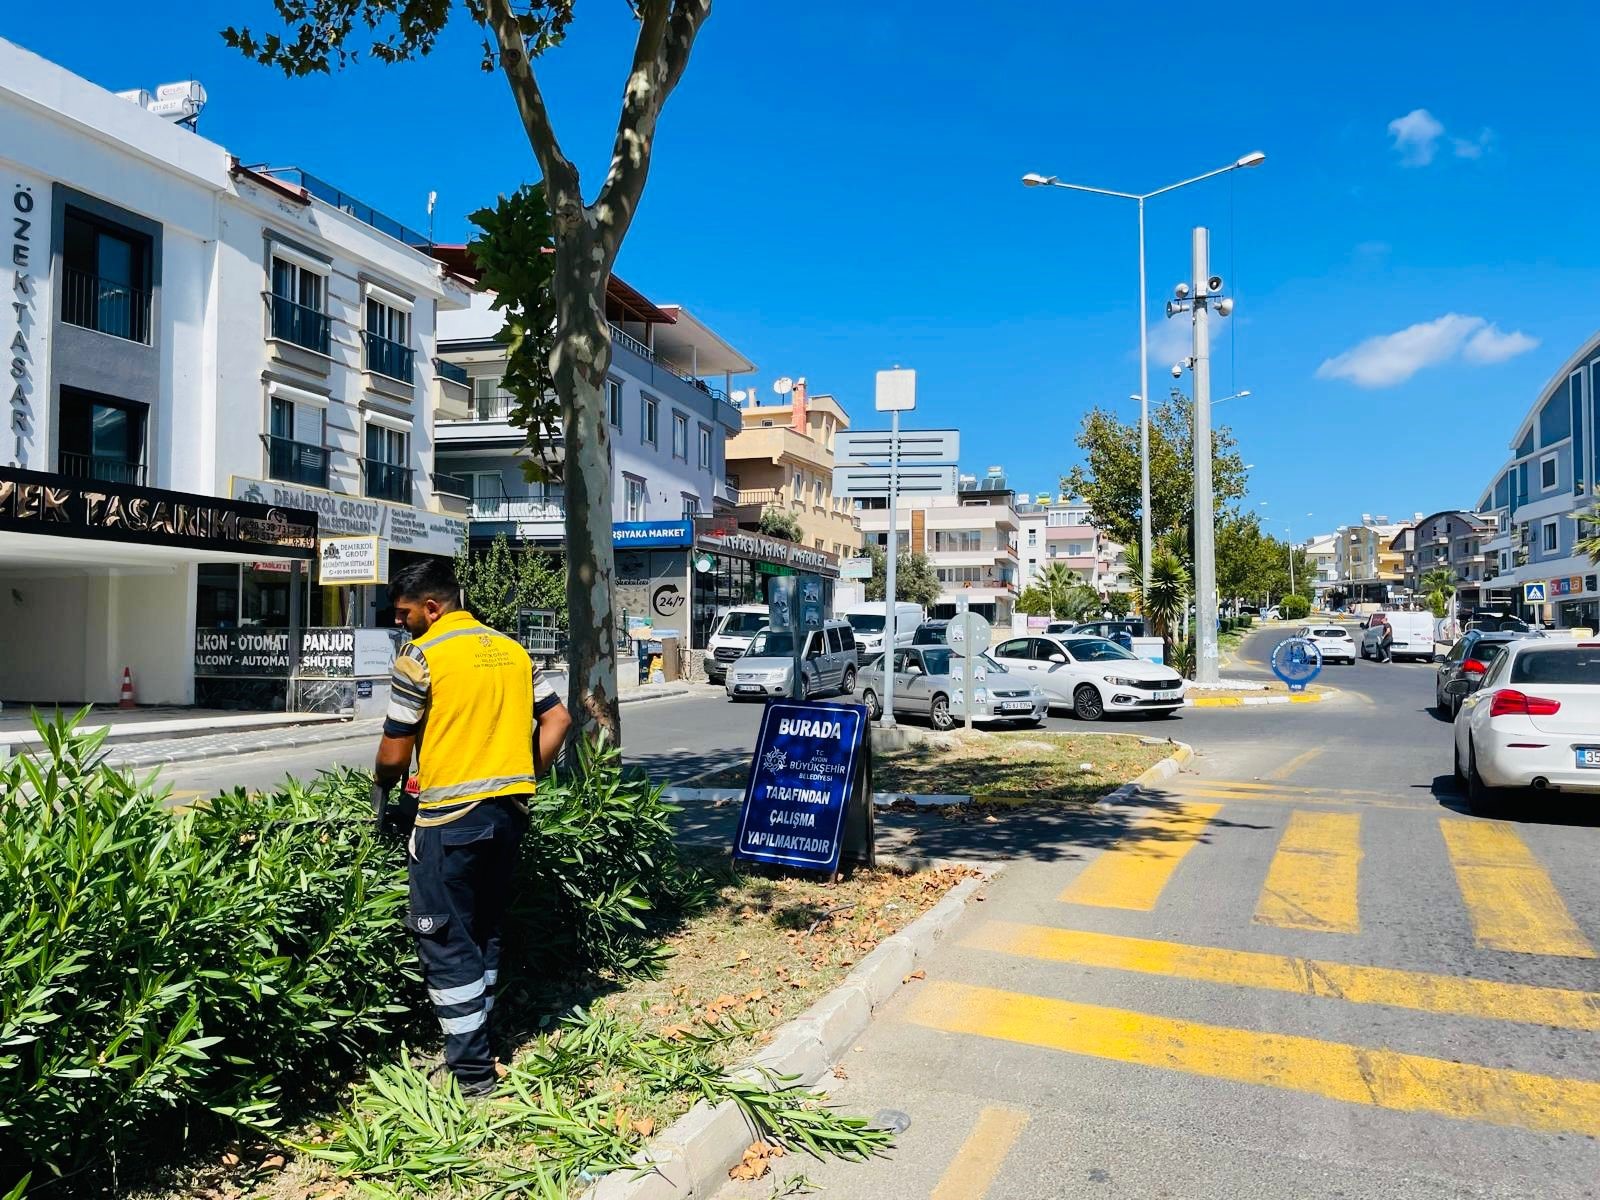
[
  {"xmin": 194, "ymin": 627, "xmax": 355, "ymax": 678},
  {"xmin": 230, "ymin": 476, "xmax": 465, "ymax": 557},
  {"xmin": 0, "ymin": 466, "xmax": 316, "ymax": 557},
  {"xmin": 1548, "ymin": 575, "xmax": 1585, "ymax": 597},
  {"xmin": 615, "ymin": 550, "xmax": 688, "ymax": 626},
  {"xmin": 354, "ymin": 628, "xmax": 399, "ymax": 676},
  {"xmin": 319, "ymin": 535, "xmax": 386, "ymax": 584},
  {"xmin": 839, "ymin": 557, "xmax": 873, "ymax": 580},
  {"xmin": 613, "ymin": 520, "xmax": 693, "ymax": 548},
  {"xmin": 6, "ymin": 177, "xmax": 44, "ymax": 468},
  {"xmin": 694, "ymin": 522, "xmax": 839, "ymax": 575},
  {"xmin": 733, "ymin": 700, "xmax": 873, "ymax": 874}
]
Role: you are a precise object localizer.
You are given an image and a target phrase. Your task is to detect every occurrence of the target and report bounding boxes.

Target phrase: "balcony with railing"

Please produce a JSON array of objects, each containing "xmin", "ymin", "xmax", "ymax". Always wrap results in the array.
[
  {"xmin": 266, "ymin": 436, "xmax": 329, "ymax": 488},
  {"xmin": 363, "ymin": 459, "xmax": 413, "ymax": 503},
  {"xmin": 432, "ymin": 472, "xmax": 471, "ymax": 500},
  {"xmin": 58, "ymin": 451, "xmax": 145, "ymax": 485},
  {"xmin": 606, "ymin": 322, "xmax": 743, "ymax": 429},
  {"xmin": 61, "ymin": 267, "xmax": 151, "ymax": 344},
  {"xmin": 363, "ymin": 332, "xmax": 415, "ymax": 384},
  {"xmin": 469, "ymin": 490, "xmax": 565, "ymax": 528},
  {"xmin": 268, "ymin": 294, "xmax": 332, "ymax": 355}
]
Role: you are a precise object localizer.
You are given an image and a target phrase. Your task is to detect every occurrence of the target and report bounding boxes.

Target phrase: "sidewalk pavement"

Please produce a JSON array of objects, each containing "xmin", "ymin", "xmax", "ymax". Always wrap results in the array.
[{"xmin": 7, "ymin": 680, "xmax": 698, "ymax": 771}]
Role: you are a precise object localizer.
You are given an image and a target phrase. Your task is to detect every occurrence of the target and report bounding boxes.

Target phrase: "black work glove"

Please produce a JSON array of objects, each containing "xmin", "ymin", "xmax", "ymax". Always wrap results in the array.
[{"xmin": 371, "ymin": 781, "xmax": 417, "ymax": 840}]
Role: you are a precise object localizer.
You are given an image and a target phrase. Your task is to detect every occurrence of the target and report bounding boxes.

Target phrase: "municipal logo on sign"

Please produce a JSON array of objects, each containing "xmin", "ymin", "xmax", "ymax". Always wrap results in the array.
[
  {"xmin": 1270, "ymin": 637, "xmax": 1323, "ymax": 693},
  {"xmin": 1524, "ymin": 582, "xmax": 1548, "ymax": 603}
]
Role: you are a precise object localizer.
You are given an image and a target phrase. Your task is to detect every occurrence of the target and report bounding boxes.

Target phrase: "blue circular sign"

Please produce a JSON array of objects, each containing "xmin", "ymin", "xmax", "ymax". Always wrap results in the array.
[{"xmin": 1270, "ymin": 637, "xmax": 1323, "ymax": 692}]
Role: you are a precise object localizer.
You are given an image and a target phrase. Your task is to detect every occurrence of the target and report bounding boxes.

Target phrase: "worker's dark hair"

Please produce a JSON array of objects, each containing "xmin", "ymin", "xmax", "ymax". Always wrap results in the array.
[{"xmin": 389, "ymin": 558, "xmax": 460, "ymax": 605}]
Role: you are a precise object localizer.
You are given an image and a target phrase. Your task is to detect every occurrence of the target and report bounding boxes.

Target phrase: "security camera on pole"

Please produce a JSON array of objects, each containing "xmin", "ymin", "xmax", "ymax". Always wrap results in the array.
[{"xmin": 1165, "ymin": 230, "xmax": 1236, "ymax": 686}]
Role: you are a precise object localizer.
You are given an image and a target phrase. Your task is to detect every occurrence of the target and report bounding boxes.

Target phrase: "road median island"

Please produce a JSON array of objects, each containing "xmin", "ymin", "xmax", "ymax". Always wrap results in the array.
[{"xmin": 1, "ymin": 714, "xmax": 992, "ymax": 1200}]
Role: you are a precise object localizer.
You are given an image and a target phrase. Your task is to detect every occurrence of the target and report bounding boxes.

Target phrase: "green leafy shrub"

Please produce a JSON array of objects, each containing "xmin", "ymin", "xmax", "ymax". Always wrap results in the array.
[
  {"xmin": 0, "ymin": 718, "xmax": 697, "ymax": 1194},
  {"xmin": 1279, "ymin": 594, "xmax": 1311, "ymax": 621}
]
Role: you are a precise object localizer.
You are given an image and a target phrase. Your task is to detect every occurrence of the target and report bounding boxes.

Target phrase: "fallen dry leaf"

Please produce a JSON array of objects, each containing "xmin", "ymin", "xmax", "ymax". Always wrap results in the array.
[
  {"xmin": 832, "ymin": 1063, "xmax": 849, "ymax": 1080},
  {"xmin": 632, "ymin": 1117, "xmax": 656, "ymax": 1138},
  {"xmin": 648, "ymin": 1002, "xmax": 672, "ymax": 1016},
  {"xmin": 903, "ymin": 969, "xmax": 926, "ymax": 983},
  {"xmin": 728, "ymin": 1140, "xmax": 786, "ymax": 1181}
]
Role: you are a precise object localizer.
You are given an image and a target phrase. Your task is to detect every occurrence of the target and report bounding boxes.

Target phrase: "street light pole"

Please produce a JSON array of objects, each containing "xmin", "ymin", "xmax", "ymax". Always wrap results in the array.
[
  {"xmin": 1022, "ymin": 152, "xmax": 1265, "ymax": 610},
  {"xmin": 1189, "ymin": 227, "xmax": 1220, "ymax": 686}
]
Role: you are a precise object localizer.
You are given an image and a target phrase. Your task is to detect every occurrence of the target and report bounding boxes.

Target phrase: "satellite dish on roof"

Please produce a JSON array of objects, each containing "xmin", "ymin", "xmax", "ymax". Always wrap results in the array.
[
  {"xmin": 773, "ymin": 377, "xmax": 794, "ymax": 396},
  {"xmin": 731, "ymin": 389, "xmax": 748, "ymax": 404}
]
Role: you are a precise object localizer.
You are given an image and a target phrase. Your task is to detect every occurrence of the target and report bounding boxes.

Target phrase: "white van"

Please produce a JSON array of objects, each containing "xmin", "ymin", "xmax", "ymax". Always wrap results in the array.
[
  {"xmin": 702, "ymin": 604, "xmax": 769, "ymax": 683},
  {"xmin": 842, "ymin": 601, "xmax": 925, "ymax": 659},
  {"xmin": 1360, "ymin": 610, "xmax": 1435, "ymax": 661}
]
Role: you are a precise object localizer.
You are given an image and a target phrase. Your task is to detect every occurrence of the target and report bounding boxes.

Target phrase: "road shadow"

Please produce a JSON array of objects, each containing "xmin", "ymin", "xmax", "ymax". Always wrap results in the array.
[{"xmin": 1426, "ymin": 771, "xmax": 1600, "ymax": 827}]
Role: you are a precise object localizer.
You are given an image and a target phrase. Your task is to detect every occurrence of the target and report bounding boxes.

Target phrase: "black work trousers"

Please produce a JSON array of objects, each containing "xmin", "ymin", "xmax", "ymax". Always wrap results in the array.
[{"xmin": 406, "ymin": 798, "xmax": 527, "ymax": 1087}]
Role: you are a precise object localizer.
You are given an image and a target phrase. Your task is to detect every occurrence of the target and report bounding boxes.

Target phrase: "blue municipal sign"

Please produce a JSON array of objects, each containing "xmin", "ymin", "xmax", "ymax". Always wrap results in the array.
[
  {"xmin": 734, "ymin": 699, "xmax": 869, "ymax": 873},
  {"xmin": 1523, "ymin": 582, "xmax": 1547, "ymax": 603},
  {"xmin": 1270, "ymin": 637, "xmax": 1323, "ymax": 693}
]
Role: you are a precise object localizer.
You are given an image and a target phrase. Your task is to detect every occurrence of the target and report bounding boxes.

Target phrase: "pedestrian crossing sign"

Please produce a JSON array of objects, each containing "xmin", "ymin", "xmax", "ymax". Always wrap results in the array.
[{"xmin": 1523, "ymin": 582, "xmax": 1547, "ymax": 603}]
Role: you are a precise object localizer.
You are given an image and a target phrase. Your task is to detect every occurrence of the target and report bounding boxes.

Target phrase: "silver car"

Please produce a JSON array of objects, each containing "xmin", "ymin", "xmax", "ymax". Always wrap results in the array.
[
  {"xmin": 725, "ymin": 621, "xmax": 859, "ymax": 701},
  {"xmin": 855, "ymin": 646, "xmax": 1048, "ymax": 730}
]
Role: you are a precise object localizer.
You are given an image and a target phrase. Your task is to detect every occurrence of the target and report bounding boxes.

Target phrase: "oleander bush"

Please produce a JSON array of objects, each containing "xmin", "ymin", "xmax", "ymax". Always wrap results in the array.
[{"xmin": 0, "ymin": 716, "xmax": 696, "ymax": 1196}]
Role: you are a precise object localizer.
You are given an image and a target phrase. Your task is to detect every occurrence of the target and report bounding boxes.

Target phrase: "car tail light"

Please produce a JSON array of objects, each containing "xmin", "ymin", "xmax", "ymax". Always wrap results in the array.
[
  {"xmin": 1489, "ymin": 689, "xmax": 1562, "ymax": 718},
  {"xmin": 1461, "ymin": 658, "xmax": 1488, "ymax": 675}
]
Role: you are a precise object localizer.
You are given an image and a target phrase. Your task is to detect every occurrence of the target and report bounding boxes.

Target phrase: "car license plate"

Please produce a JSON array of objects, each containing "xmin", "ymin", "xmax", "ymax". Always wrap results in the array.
[
  {"xmin": 1153, "ymin": 689, "xmax": 1181, "ymax": 701},
  {"xmin": 734, "ymin": 684, "xmax": 763, "ymax": 695},
  {"xmin": 1576, "ymin": 747, "xmax": 1600, "ymax": 768},
  {"xmin": 997, "ymin": 701, "xmax": 1032, "ymax": 712}
]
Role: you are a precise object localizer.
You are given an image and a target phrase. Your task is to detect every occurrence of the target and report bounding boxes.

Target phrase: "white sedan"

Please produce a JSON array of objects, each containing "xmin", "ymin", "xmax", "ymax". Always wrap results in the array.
[
  {"xmin": 1453, "ymin": 639, "xmax": 1600, "ymax": 813},
  {"xmin": 989, "ymin": 634, "xmax": 1185, "ymax": 720},
  {"xmin": 1296, "ymin": 624, "xmax": 1357, "ymax": 664}
]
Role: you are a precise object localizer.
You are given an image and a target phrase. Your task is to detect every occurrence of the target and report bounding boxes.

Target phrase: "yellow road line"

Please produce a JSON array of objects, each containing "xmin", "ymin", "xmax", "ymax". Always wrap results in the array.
[
  {"xmin": 929, "ymin": 1105, "xmax": 1029, "ymax": 1200},
  {"xmin": 1440, "ymin": 822, "xmax": 1595, "ymax": 959},
  {"xmin": 965, "ymin": 921, "xmax": 1600, "ymax": 1031},
  {"xmin": 1182, "ymin": 778, "xmax": 1395, "ymax": 798},
  {"xmin": 1266, "ymin": 747, "xmax": 1325, "ymax": 781},
  {"xmin": 1175, "ymin": 788, "xmax": 1427, "ymax": 813},
  {"xmin": 907, "ymin": 981, "xmax": 1600, "ymax": 1137},
  {"xmin": 1058, "ymin": 802, "xmax": 1221, "ymax": 911},
  {"xmin": 1254, "ymin": 810, "xmax": 1362, "ymax": 934}
]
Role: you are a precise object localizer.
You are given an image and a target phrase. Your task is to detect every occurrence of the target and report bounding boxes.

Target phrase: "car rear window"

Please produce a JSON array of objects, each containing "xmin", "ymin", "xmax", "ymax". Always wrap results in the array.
[
  {"xmin": 1509, "ymin": 648, "xmax": 1600, "ymax": 685},
  {"xmin": 1312, "ymin": 628, "xmax": 1346, "ymax": 638}
]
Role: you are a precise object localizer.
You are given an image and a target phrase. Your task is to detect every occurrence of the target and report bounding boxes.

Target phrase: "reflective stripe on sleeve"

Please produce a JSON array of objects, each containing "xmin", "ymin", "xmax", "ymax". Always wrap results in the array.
[
  {"xmin": 428, "ymin": 977, "xmax": 486, "ymax": 1006},
  {"xmin": 438, "ymin": 1009, "xmax": 487, "ymax": 1035},
  {"xmin": 419, "ymin": 774, "xmax": 537, "ymax": 807}
]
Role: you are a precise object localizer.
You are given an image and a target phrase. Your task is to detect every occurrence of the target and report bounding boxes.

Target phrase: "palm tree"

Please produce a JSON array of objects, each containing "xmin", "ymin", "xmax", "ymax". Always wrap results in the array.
[
  {"xmin": 1419, "ymin": 566, "xmax": 1457, "ymax": 619},
  {"xmin": 1038, "ymin": 562, "xmax": 1078, "ymax": 618},
  {"xmin": 1142, "ymin": 551, "xmax": 1190, "ymax": 647},
  {"xmin": 1063, "ymin": 583, "xmax": 1103, "ymax": 622}
]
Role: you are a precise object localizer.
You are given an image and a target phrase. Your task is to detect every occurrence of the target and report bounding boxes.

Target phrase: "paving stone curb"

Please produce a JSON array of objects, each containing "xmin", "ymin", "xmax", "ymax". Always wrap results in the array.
[
  {"xmin": 580, "ymin": 863, "xmax": 1001, "ymax": 1200},
  {"xmin": 1096, "ymin": 739, "xmax": 1195, "ymax": 807}
]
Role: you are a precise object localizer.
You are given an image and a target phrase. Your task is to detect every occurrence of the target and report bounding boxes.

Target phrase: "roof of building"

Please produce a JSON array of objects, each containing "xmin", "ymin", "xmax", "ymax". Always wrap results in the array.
[
  {"xmin": 652, "ymin": 305, "xmax": 757, "ymax": 376},
  {"xmin": 428, "ymin": 244, "xmax": 677, "ymax": 325}
]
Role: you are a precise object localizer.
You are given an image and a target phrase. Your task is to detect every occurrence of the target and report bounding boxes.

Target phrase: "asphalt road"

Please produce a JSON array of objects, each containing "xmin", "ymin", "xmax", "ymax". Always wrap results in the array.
[{"xmin": 704, "ymin": 623, "xmax": 1600, "ymax": 1200}]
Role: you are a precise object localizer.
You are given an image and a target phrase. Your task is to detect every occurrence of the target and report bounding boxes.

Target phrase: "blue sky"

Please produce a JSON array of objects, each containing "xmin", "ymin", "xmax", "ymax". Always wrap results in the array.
[{"xmin": 7, "ymin": 2, "xmax": 1599, "ymax": 539}]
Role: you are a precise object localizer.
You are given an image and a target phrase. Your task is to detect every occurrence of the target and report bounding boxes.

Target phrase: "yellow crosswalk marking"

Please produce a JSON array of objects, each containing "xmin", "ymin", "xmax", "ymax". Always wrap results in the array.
[
  {"xmin": 1057, "ymin": 802, "xmax": 1221, "ymax": 911},
  {"xmin": 1440, "ymin": 821, "xmax": 1595, "ymax": 958},
  {"xmin": 907, "ymin": 981, "xmax": 1600, "ymax": 1137},
  {"xmin": 966, "ymin": 921, "xmax": 1600, "ymax": 1031},
  {"xmin": 1177, "ymin": 788, "xmax": 1424, "ymax": 812},
  {"xmin": 1180, "ymin": 778, "xmax": 1394, "ymax": 799},
  {"xmin": 1254, "ymin": 810, "xmax": 1362, "ymax": 934},
  {"xmin": 929, "ymin": 1105, "xmax": 1028, "ymax": 1200}
]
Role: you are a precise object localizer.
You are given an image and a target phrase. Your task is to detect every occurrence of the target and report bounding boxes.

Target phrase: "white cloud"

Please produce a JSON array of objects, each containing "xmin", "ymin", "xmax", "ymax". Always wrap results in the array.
[
  {"xmin": 1388, "ymin": 108, "xmax": 1445, "ymax": 166},
  {"xmin": 1452, "ymin": 128, "xmax": 1493, "ymax": 159},
  {"xmin": 1317, "ymin": 314, "xmax": 1538, "ymax": 388},
  {"xmin": 1464, "ymin": 325, "xmax": 1539, "ymax": 364}
]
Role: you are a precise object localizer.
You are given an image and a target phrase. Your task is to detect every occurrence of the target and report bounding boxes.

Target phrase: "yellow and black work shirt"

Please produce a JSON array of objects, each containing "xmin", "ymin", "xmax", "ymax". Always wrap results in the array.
[{"xmin": 384, "ymin": 610, "xmax": 560, "ymax": 825}]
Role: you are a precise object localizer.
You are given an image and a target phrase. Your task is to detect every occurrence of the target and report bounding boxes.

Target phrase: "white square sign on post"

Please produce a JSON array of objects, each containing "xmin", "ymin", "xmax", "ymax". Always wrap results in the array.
[{"xmin": 875, "ymin": 368, "xmax": 916, "ymax": 412}]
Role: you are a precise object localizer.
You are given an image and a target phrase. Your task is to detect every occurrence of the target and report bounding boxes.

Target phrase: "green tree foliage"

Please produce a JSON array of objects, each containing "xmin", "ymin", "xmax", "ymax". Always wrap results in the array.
[
  {"xmin": 1063, "ymin": 583, "xmax": 1103, "ymax": 621},
  {"xmin": 1419, "ymin": 566, "xmax": 1457, "ymax": 619},
  {"xmin": 756, "ymin": 506, "xmax": 804, "ymax": 543},
  {"xmin": 455, "ymin": 533, "xmax": 568, "ymax": 633},
  {"xmin": 1015, "ymin": 585, "xmax": 1054, "ymax": 617},
  {"xmin": 1142, "ymin": 551, "xmax": 1190, "ymax": 647},
  {"xmin": 1062, "ymin": 394, "xmax": 1249, "ymax": 549},
  {"xmin": 1279, "ymin": 593, "xmax": 1311, "ymax": 620},
  {"xmin": 864, "ymin": 544, "xmax": 942, "ymax": 611},
  {"xmin": 1104, "ymin": 591, "xmax": 1133, "ymax": 619}
]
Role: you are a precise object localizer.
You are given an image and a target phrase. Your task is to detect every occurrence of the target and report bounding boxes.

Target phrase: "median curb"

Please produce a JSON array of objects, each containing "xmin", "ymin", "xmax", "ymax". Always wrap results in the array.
[
  {"xmin": 1096, "ymin": 739, "xmax": 1194, "ymax": 807},
  {"xmin": 1185, "ymin": 691, "xmax": 1325, "ymax": 708},
  {"xmin": 581, "ymin": 862, "xmax": 1003, "ymax": 1200}
]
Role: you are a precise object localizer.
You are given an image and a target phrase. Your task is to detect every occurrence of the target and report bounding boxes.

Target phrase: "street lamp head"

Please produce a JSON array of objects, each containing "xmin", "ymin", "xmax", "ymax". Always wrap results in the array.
[
  {"xmin": 1236, "ymin": 151, "xmax": 1267, "ymax": 169},
  {"xmin": 1237, "ymin": 389, "xmax": 1252, "ymax": 399},
  {"xmin": 1021, "ymin": 173, "xmax": 1056, "ymax": 187}
]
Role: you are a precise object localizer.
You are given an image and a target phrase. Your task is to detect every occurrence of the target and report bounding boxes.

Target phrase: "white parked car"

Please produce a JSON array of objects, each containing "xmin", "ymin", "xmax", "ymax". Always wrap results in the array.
[
  {"xmin": 855, "ymin": 647, "xmax": 1048, "ymax": 730},
  {"xmin": 1296, "ymin": 624, "xmax": 1356, "ymax": 665},
  {"xmin": 1453, "ymin": 639, "xmax": 1600, "ymax": 813},
  {"xmin": 989, "ymin": 634, "xmax": 1185, "ymax": 720}
]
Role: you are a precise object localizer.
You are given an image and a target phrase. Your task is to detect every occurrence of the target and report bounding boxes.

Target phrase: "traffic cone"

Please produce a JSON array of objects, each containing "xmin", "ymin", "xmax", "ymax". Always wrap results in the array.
[{"xmin": 119, "ymin": 667, "xmax": 136, "ymax": 709}]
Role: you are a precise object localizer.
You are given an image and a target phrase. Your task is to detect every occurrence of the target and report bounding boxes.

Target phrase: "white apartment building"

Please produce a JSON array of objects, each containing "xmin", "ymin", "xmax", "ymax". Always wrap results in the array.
[
  {"xmin": 856, "ymin": 476, "xmax": 1019, "ymax": 624},
  {"xmin": 1, "ymin": 39, "xmax": 468, "ymax": 709},
  {"xmin": 1015, "ymin": 494, "xmax": 1130, "ymax": 593},
  {"xmin": 1302, "ymin": 532, "xmax": 1339, "ymax": 604}
]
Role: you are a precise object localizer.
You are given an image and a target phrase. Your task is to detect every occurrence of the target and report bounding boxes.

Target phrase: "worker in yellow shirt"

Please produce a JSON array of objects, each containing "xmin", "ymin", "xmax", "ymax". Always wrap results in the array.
[{"xmin": 373, "ymin": 559, "xmax": 571, "ymax": 1096}]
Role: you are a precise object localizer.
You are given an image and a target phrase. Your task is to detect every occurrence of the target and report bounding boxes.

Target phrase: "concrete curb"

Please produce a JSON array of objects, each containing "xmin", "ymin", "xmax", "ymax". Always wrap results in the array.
[
  {"xmin": 1185, "ymin": 691, "xmax": 1325, "ymax": 708},
  {"xmin": 101, "ymin": 718, "xmax": 384, "ymax": 768},
  {"xmin": 580, "ymin": 863, "xmax": 1002, "ymax": 1200},
  {"xmin": 662, "ymin": 786, "xmax": 971, "ymax": 809},
  {"xmin": 1096, "ymin": 739, "xmax": 1195, "ymax": 807}
]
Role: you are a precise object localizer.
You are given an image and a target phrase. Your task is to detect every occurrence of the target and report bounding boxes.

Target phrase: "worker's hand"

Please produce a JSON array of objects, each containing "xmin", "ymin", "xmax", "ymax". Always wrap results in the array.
[{"xmin": 371, "ymin": 780, "xmax": 417, "ymax": 840}]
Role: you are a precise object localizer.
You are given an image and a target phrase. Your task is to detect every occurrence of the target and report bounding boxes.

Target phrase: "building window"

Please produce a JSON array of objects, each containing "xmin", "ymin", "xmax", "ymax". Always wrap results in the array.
[
  {"xmin": 933, "ymin": 530, "xmax": 983, "ymax": 552},
  {"xmin": 268, "ymin": 394, "xmax": 328, "ymax": 487},
  {"xmin": 472, "ymin": 375, "xmax": 513, "ymax": 421},
  {"xmin": 698, "ymin": 425, "xmax": 712, "ymax": 470},
  {"xmin": 1573, "ymin": 372, "xmax": 1586, "ymax": 496},
  {"xmin": 61, "ymin": 208, "xmax": 152, "ymax": 343},
  {"xmin": 364, "ymin": 423, "xmax": 411, "ymax": 502},
  {"xmin": 607, "ymin": 378, "xmax": 623, "ymax": 428},
  {"xmin": 1027, "ymin": 528, "xmax": 1038, "ymax": 546},
  {"xmin": 57, "ymin": 386, "xmax": 147, "ymax": 484},
  {"xmin": 625, "ymin": 475, "xmax": 648, "ymax": 521},
  {"xmin": 364, "ymin": 297, "xmax": 414, "ymax": 382},
  {"xmin": 793, "ymin": 470, "xmax": 804, "ymax": 498},
  {"xmin": 1543, "ymin": 520, "xmax": 1559, "ymax": 553},
  {"xmin": 681, "ymin": 492, "xmax": 699, "ymax": 518},
  {"xmin": 641, "ymin": 395, "xmax": 659, "ymax": 446},
  {"xmin": 672, "ymin": 411, "xmax": 689, "ymax": 460},
  {"xmin": 269, "ymin": 256, "xmax": 330, "ymax": 353},
  {"xmin": 1540, "ymin": 454, "xmax": 1558, "ymax": 491}
]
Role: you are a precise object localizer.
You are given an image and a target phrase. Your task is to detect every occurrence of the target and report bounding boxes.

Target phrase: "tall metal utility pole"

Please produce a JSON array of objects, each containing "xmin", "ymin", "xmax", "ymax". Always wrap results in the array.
[
  {"xmin": 882, "ymin": 404, "xmax": 901, "ymax": 726},
  {"xmin": 1186, "ymin": 228, "xmax": 1225, "ymax": 685}
]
